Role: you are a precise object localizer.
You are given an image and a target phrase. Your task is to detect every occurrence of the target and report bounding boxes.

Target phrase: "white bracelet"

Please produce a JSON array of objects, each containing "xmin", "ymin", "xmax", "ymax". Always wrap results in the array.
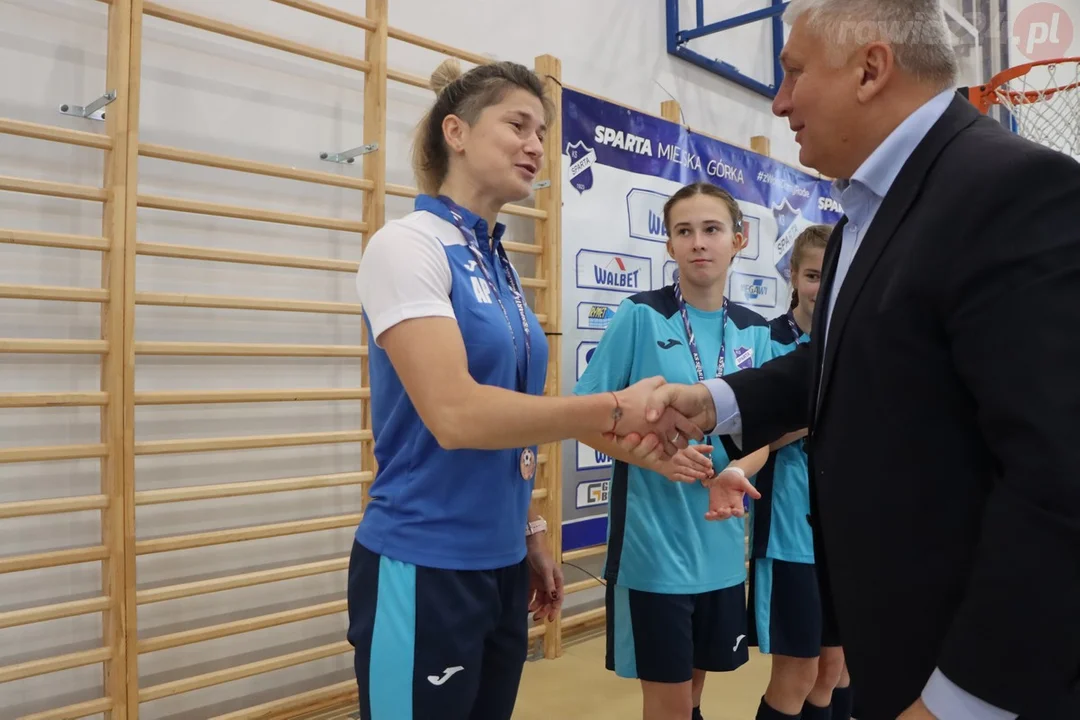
[{"xmin": 725, "ymin": 465, "xmax": 746, "ymax": 478}]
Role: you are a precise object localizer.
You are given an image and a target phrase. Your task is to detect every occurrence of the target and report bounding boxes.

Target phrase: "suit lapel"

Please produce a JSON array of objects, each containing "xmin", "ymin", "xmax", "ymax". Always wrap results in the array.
[
  {"xmin": 815, "ymin": 95, "xmax": 981, "ymax": 418},
  {"xmin": 810, "ymin": 219, "xmax": 845, "ymax": 425}
]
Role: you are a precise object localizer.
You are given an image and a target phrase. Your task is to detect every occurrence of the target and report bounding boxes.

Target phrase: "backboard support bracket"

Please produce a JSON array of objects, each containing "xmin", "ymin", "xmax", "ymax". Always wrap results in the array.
[{"xmin": 665, "ymin": 0, "xmax": 790, "ymax": 99}]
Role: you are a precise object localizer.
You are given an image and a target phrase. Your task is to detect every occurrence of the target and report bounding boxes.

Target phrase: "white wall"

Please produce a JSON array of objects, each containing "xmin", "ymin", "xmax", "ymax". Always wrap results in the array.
[{"xmin": 0, "ymin": 0, "xmax": 1046, "ymax": 717}]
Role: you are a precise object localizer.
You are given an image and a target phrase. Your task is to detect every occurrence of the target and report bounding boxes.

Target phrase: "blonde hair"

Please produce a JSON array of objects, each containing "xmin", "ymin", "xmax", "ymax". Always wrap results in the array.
[{"xmin": 412, "ymin": 59, "xmax": 553, "ymax": 196}]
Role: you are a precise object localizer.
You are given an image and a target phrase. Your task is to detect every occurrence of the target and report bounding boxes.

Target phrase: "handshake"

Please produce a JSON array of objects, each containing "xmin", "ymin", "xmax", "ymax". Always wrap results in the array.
[
  {"xmin": 599, "ymin": 376, "xmax": 759, "ymax": 521},
  {"xmin": 602, "ymin": 376, "xmax": 717, "ymax": 455}
]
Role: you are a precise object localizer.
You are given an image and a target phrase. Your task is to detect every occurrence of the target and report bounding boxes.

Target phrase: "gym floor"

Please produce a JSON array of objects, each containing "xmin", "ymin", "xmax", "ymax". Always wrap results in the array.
[{"xmin": 512, "ymin": 629, "xmax": 772, "ymax": 719}]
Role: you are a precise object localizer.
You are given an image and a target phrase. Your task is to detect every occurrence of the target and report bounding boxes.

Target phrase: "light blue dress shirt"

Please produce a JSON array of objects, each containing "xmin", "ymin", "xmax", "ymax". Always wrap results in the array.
[{"xmin": 704, "ymin": 88, "xmax": 1017, "ymax": 720}]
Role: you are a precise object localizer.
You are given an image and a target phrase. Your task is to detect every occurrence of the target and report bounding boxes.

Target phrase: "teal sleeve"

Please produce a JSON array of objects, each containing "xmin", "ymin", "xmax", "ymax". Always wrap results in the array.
[{"xmin": 572, "ymin": 299, "xmax": 637, "ymax": 396}]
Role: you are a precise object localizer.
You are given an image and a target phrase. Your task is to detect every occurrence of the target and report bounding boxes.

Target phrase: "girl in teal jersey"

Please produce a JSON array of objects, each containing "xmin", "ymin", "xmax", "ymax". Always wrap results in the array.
[
  {"xmin": 749, "ymin": 224, "xmax": 852, "ymax": 720},
  {"xmin": 574, "ymin": 182, "xmax": 770, "ymax": 720}
]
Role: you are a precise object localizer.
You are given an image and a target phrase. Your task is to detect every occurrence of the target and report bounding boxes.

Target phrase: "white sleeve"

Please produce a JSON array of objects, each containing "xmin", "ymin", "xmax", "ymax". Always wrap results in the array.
[{"xmin": 356, "ymin": 220, "xmax": 454, "ymax": 346}]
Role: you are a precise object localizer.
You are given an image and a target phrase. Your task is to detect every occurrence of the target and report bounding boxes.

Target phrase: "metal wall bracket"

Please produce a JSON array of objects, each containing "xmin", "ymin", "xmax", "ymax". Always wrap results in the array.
[
  {"xmin": 665, "ymin": 0, "xmax": 788, "ymax": 100},
  {"xmin": 59, "ymin": 90, "xmax": 117, "ymax": 121},
  {"xmin": 320, "ymin": 143, "xmax": 379, "ymax": 164},
  {"xmin": 532, "ymin": 180, "xmax": 551, "ymax": 190}
]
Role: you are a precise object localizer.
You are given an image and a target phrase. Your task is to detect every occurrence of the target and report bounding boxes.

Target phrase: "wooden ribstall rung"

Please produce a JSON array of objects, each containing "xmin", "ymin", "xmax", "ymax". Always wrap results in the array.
[
  {"xmin": 562, "ymin": 544, "xmax": 606, "ymax": 562},
  {"xmin": 0, "ymin": 284, "xmax": 109, "ymax": 303},
  {"xmin": 530, "ymin": 488, "xmax": 547, "ymax": 500},
  {"xmin": 386, "ymin": 26, "xmax": 491, "ymax": 65},
  {"xmin": 387, "ymin": 68, "xmax": 429, "ymax": 89},
  {"xmin": 0, "ymin": 545, "xmax": 109, "ymax": 575},
  {"xmin": 0, "ymin": 228, "xmax": 110, "ymax": 252},
  {"xmin": 0, "ymin": 175, "xmax": 107, "ymax": 203},
  {"xmin": 0, "ymin": 339, "xmax": 108, "ymax": 355},
  {"xmin": 134, "ymin": 341, "xmax": 366, "ymax": 357},
  {"xmin": 140, "ymin": 142, "xmax": 374, "ymax": 192},
  {"xmin": 0, "ymin": 118, "xmax": 112, "ymax": 150},
  {"xmin": 133, "ymin": 429, "xmax": 371, "ymax": 456},
  {"xmin": 136, "ymin": 241, "xmax": 359, "ymax": 273},
  {"xmin": 211, "ymin": 679, "xmax": 355, "ymax": 720},
  {"xmin": 0, "ymin": 596, "xmax": 111, "ymax": 630},
  {"xmin": 0, "ymin": 646, "xmax": 111, "ymax": 684},
  {"xmin": 564, "ymin": 577, "xmax": 602, "ymax": 594},
  {"xmin": 134, "ymin": 388, "xmax": 369, "ymax": 404},
  {"xmin": 385, "ymin": 183, "xmax": 547, "ymax": 220},
  {"xmin": 562, "ymin": 606, "xmax": 605, "ymax": 630},
  {"xmin": 135, "ymin": 291, "xmax": 361, "ymax": 315},
  {"xmin": 519, "ymin": 277, "xmax": 548, "ymax": 290},
  {"xmin": 502, "ymin": 240, "xmax": 543, "ymax": 255},
  {"xmin": 140, "ymin": 2, "xmax": 371, "ymax": 73},
  {"xmin": 138, "ymin": 193, "xmax": 367, "ymax": 233},
  {"xmin": 134, "ymin": 471, "xmax": 370, "ymax": 505},
  {"xmin": 134, "ymin": 513, "xmax": 364, "ymax": 554},
  {"xmin": 0, "ymin": 494, "xmax": 110, "ymax": 520},
  {"xmin": 528, "ymin": 623, "xmax": 546, "ymax": 639},
  {"xmin": 267, "ymin": 0, "xmax": 376, "ymax": 31},
  {"xmin": 0, "ymin": 392, "xmax": 108, "ymax": 408},
  {"xmin": 0, "ymin": 443, "xmax": 109, "ymax": 465},
  {"xmin": 138, "ymin": 640, "xmax": 352, "ymax": 702},
  {"xmin": 16, "ymin": 697, "xmax": 113, "ymax": 720},
  {"xmin": 137, "ymin": 556, "xmax": 349, "ymax": 605},
  {"xmin": 138, "ymin": 599, "xmax": 347, "ymax": 654}
]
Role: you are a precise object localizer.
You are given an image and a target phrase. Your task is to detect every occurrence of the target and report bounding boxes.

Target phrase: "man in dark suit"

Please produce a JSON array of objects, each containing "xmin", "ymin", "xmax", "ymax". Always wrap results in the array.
[{"xmin": 624, "ymin": 1, "xmax": 1080, "ymax": 718}]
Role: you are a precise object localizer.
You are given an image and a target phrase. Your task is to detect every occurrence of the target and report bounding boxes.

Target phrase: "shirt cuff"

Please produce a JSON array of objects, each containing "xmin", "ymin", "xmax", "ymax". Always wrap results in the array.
[
  {"xmin": 922, "ymin": 668, "xmax": 1018, "ymax": 720},
  {"xmin": 700, "ymin": 379, "xmax": 742, "ymax": 448}
]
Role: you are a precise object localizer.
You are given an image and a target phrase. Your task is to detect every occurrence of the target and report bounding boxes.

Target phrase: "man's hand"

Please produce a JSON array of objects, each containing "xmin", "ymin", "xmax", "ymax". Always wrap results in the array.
[
  {"xmin": 644, "ymin": 381, "xmax": 717, "ymax": 435},
  {"xmin": 525, "ymin": 534, "xmax": 563, "ymax": 623},
  {"xmin": 609, "ymin": 377, "xmax": 706, "ymax": 455},
  {"xmin": 897, "ymin": 698, "xmax": 937, "ymax": 720}
]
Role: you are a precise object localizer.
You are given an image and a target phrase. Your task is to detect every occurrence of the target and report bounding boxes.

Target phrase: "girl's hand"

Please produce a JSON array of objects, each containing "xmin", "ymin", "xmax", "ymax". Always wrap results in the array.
[
  {"xmin": 658, "ymin": 444, "xmax": 715, "ymax": 483},
  {"xmin": 703, "ymin": 465, "xmax": 762, "ymax": 521}
]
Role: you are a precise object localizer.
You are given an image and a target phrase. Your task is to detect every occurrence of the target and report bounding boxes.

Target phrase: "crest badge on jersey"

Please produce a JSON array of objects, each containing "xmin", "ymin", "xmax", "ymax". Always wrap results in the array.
[
  {"xmin": 567, "ymin": 140, "xmax": 596, "ymax": 194},
  {"xmin": 735, "ymin": 346, "xmax": 754, "ymax": 370}
]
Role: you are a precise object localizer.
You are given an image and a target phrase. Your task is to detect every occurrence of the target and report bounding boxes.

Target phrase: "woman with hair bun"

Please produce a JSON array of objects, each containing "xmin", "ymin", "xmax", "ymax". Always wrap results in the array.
[{"xmin": 349, "ymin": 59, "xmax": 701, "ymax": 720}]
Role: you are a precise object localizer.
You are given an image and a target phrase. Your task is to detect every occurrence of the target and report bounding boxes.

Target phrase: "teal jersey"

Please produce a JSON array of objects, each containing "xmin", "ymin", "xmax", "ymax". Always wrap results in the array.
[
  {"xmin": 573, "ymin": 286, "xmax": 774, "ymax": 594},
  {"xmin": 750, "ymin": 313, "xmax": 815, "ymax": 564}
]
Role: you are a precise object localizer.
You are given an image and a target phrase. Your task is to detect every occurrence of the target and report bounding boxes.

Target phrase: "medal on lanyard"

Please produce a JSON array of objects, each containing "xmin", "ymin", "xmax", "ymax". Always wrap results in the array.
[
  {"xmin": 439, "ymin": 198, "xmax": 536, "ymax": 482},
  {"xmin": 672, "ymin": 280, "xmax": 728, "ymax": 383}
]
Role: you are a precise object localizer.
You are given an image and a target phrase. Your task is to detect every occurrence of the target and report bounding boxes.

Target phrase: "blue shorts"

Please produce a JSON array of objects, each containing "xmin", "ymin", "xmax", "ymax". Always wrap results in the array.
[
  {"xmin": 605, "ymin": 582, "xmax": 749, "ymax": 683},
  {"xmin": 346, "ymin": 540, "xmax": 530, "ymax": 720},
  {"xmin": 748, "ymin": 558, "xmax": 839, "ymax": 657}
]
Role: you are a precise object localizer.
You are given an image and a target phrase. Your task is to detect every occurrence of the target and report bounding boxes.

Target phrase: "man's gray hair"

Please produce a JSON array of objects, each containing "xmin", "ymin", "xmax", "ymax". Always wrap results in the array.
[{"xmin": 783, "ymin": 0, "xmax": 959, "ymax": 89}]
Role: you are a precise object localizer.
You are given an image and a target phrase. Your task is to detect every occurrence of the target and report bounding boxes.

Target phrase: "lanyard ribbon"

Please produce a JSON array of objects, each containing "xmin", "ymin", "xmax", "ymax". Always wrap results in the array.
[
  {"xmin": 672, "ymin": 281, "xmax": 728, "ymax": 382},
  {"xmin": 438, "ymin": 197, "xmax": 531, "ymax": 392},
  {"xmin": 786, "ymin": 312, "xmax": 808, "ymax": 346}
]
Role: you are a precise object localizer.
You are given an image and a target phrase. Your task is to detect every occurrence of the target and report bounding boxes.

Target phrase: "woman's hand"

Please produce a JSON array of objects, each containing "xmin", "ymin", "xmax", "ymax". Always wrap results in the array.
[
  {"xmin": 525, "ymin": 534, "xmax": 563, "ymax": 623},
  {"xmin": 610, "ymin": 377, "xmax": 705, "ymax": 455}
]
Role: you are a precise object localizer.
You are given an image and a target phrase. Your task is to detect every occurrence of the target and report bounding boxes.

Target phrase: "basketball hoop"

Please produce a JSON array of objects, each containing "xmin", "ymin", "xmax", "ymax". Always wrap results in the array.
[{"xmin": 968, "ymin": 57, "xmax": 1080, "ymax": 158}]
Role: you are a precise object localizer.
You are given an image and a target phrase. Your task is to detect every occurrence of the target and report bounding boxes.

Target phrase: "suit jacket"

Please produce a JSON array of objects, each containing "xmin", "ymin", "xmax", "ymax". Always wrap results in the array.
[{"xmin": 723, "ymin": 95, "xmax": 1080, "ymax": 719}]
